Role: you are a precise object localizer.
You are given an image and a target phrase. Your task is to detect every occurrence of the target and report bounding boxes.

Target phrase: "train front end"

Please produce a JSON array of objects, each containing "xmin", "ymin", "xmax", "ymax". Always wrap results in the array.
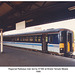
[{"xmin": 59, "ymin": 30, "xmax": 74, "ymax": 56}]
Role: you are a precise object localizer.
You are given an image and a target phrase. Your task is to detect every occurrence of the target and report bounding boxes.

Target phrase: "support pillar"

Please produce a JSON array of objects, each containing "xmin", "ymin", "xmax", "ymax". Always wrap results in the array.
[
  {"xmin": 42, "ymin": 34, "xmax": 48, "ymax": 53},
  {"xmin": 0, "ymin": 29, "xmax": 3, "ymax": 53}
]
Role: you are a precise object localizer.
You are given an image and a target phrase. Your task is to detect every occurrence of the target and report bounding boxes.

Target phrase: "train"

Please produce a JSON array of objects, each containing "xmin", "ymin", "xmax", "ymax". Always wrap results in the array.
[{"xmin": 3, "ymin": 28, "xmax": 74, "ymax": 56}]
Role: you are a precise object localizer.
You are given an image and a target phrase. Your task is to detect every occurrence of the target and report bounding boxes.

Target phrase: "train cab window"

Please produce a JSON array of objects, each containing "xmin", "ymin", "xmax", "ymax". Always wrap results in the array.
[
  {"xmin": 60, "ymin": 36, "xmax": 63, "ymax": 42},
  {"xmin": 30, "ymin": 36, "xmax": 33, "ymax": 42},
  {"xmin": 35, "ymin": 36, "xmax": 37, "ymax": 42},
  {"xmin": 37, "ymin": 36, "xmax": 41, "ymax": 42},
  {"xmin": 60, "ymin": 31, "xmax": 64, "ymax": 43}
]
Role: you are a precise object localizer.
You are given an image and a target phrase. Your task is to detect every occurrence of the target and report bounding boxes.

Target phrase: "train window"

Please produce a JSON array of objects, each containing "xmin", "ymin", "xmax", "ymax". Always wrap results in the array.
[
  {"xmin": 15, "ymin": 37, "xmax": 17, "ymax": 41},
  {"xmin": 17, "ymin": 37, "xmax": 19, "ymax": 41},
  {"xmin": 53, "ymin": 34, "xmax": 59, "ymax": 44},
  {"xmin": 38, "ymin": 36, "xmax": 41, "ymax": 42},
  {"xmin": 23, "ymin": 37, "xmax": 25, "ymax": 41},
  {"xmin": 30, "ymin": 36, "xmax": 33, "ymax": 42},
  {"xmin": 49, "ymin": 34, "xmax": 59, "ymax": 44},
  {"xmin": 35, "ymin": 36, "xmax": 37, "ymax": 42},
  {"xmin": 10, "ymin": 37, "xmax": 12, "ymax": 41},
  {"xmin": 46, "ymin": 36, "xmax": 48, "ymax": 42},
  {"xmin": 48, "ymin": 35, "xmax": 53, "ymax": 43},
  {"xmin": 12, "ymin": 38, "xmax": 14, "ymax": 41},
  {"xmin": 60, "ymin": 36, "xmax": 63, "ymax": 42},
  {"xmin": 50, "ymin": 36, "xmax": 53, "ymax": 43},
  {"xmin": 20, "ymin": 37, "xmax": 23, "ymax": 41},
  {"xmin": 60, "ymin": 31, "xmax": 65, "ymax": 43},
  {"xmin": 25, "ymin": 36, "xmax": 29, "ymax": 42}
]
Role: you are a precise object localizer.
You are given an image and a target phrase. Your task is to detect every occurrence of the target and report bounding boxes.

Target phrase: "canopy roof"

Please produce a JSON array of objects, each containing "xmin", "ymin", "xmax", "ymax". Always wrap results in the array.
[{"xmin": 0, "ymin": 1, "xmax": 75, "ymax": 31}]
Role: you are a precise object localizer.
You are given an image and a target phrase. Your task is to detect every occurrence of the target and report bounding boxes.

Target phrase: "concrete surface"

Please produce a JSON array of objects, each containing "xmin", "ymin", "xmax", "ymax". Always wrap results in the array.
[{"xmin": 0, "ymin": 46, "xmax": 75, "ymax": 66}]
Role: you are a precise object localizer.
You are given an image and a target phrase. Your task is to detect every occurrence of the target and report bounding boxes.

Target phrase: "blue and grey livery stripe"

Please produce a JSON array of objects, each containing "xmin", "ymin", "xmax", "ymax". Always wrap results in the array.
[{"xmin": 3, "ymin": 42, "xmax": 59, "ymax": 47}]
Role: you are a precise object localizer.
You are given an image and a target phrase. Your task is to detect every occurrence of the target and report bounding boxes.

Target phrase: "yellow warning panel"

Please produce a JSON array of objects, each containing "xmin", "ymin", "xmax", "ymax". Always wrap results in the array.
[
  {"xmin": 60, "ymin": 43, "xmax": 64, "ymax": 48},
  {"xmin": 68, "ymin": 42, "xmax": 70, "ymax": 52}
]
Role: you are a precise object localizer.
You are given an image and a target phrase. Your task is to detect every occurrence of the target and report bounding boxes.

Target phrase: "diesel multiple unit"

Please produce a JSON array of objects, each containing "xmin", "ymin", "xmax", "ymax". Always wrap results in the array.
[{"xmin": 3, "ymin": 28, "xmax": 74, "ymax": 56}]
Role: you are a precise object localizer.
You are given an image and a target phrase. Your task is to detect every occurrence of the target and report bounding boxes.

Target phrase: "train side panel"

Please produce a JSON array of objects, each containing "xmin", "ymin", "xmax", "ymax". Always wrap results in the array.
[
  {"xmin": 48, "ymin": 44, "xmax": 59, "ymax": 53},
  {"xmin": 3, "ymin": 28, "xmax": 74, "ymax": 56},
  {"xmin": 3, "ymin": 41, "xmax": 60, "ymax": 53},
  {"xmin": 3, "ymin": 42, "xmax": 42, "ymax": 51}
]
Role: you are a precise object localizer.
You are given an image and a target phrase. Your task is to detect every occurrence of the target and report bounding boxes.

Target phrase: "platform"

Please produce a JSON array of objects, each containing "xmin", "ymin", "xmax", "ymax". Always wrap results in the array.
[{"xmin": 0, "ymin": 46, "xmax": 75, "ymax": 66}]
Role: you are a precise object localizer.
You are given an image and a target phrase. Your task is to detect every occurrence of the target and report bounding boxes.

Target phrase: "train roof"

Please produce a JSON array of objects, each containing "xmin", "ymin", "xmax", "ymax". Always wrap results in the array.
[{"xmin": 3, "ymin": 28, "xmax": 73, "ymax": 36}]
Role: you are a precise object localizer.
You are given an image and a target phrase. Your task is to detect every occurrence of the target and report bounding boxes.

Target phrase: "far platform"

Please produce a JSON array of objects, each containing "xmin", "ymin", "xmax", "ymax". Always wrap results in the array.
[{"xmin": 0, "ymin": 46, "xmax": 75, "ymax": 66}]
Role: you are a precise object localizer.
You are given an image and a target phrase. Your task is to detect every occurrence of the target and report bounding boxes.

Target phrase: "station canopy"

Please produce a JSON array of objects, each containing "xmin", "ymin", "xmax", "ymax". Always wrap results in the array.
[{"xmin": 0, "ymin": 1, "xmax": 75, "ymax": 31}]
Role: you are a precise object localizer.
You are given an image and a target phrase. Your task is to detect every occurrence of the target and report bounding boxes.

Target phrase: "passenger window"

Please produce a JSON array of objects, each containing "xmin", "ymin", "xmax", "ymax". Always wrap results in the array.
[
  {"xmin": 30, "ymin": 36, "xmax": 33, "ymax": 42},
  {"xmin": 35, "ymin": 36, "xmax": 37, "ymax": 42},
  {"xmin": 25, "ymin": 36, "xmax": 29, "ymax": 41},
  {"xmin": 49, "ymin": 36, "xmax": 53, "ymax": 43},
  {"xmin": 17, "ymin": 37, "xmax": 19, "ymax": 41},
  {"xmin": 12, "ymin": 38, "xmax": 14, "ymax": 41},
  {"xmin": 46, "ymin": 36, "xmax": 48, "ymax": 42},
  {"xmin": 20, "ymin": 37, "xmax": 23, "ymax": 41},
  {"xmin": 15, "ymin": 37, "xmax": 17, "ymax": 41},
  {"xmin": 23, "ymin": 37, "xmax": 25, "ymax": 41},
  {"xmin": 38, "ymin": 36, "xmax": 41, "ymax": 42}
]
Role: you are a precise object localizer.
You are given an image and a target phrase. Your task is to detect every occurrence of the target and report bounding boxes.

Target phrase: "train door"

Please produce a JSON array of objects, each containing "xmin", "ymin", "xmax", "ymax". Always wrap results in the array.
[
  {"xmin": 61, "ymin": 31, "xmax": 73, "ymax": 56},
  {"xmin": 62, "ymin": 31, "xmax": 67, "ymax": 54},
  {"xmin": 68, "ymin": 32, "xmax": 73, "ymax": 53}
]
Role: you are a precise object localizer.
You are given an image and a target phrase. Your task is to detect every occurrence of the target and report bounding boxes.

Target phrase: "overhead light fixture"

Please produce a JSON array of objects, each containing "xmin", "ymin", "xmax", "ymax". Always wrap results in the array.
[
  {"xmin": 8, "ymin": 26, "xmax": 12, "ymax": 28},
  {"xmin": 26, "ymin": 19, "xmax": 33, "ymax": 23},
  {"xmin": 68, "ymin": 6, "xmax": 75, "ymax": 11}
]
